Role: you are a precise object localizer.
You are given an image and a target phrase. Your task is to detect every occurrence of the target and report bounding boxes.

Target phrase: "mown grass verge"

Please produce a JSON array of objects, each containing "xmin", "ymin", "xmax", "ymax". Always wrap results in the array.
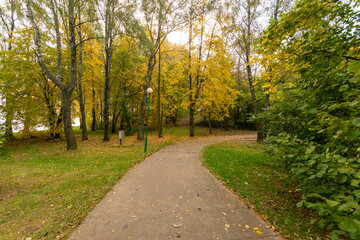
[
  {"xmin": 0, "ymin": 127, "xmax": 252, "ymax": 239},
  {"xmin": 202, "ymin": 141, "xmax": 330, "ymax": 240},
  {"xmin": 0, "ymin": 131, "xmax": 171, "ymax": 240}
]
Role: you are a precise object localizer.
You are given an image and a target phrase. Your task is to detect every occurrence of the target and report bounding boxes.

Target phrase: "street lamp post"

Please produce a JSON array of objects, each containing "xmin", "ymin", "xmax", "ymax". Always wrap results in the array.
[{"xmin": 144, "ymin": 87, "xmax": 153, "ymax": 153}]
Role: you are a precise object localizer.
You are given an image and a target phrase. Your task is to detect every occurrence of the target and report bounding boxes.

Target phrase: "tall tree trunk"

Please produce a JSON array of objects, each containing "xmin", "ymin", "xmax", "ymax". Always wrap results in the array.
[
  {"xmin": 157, "ymin": 44, "xmax": 163, "ymax": 138},
  {"xmin": 188, "ymin": 13, "xmax": 194, "ymax": 137},
  {"xmin": 103, "ymin": 0, "xmax": 113, "ymax": 141},
  {"xmin": 103, "ymin": 50, "xmax": 112, "ymax": 140},
  {"xmin": 111, "ymin": 82, "xmax": 122, "ymax": 133},
  {"xmin": 111, "ymin": 111, "xmax": 117, "ymax": 133},
  {"xmin": 61, "ymin": 90, "xmax": 77, "ymax": 150},
  {"xmin": 189, "ymin": 9, "xmax": 206, "ymax": 137},
  {"xmin": 77, "ymin": 7, "xmax": 88, "ymax": 140},
  {"xmin": 48, "ymin": 105, "xmax": 57, "ymax": 137},
  {"xmin": 67, "ymin": 0, "xmax": 78, "ymax": 149},
  {"xmin": 244, "ymin": 3, "xmax": 263, "ymax": 142},
  {"xmin": 246, "ymin": 64, "xmax": 263, "ymax": 141}
]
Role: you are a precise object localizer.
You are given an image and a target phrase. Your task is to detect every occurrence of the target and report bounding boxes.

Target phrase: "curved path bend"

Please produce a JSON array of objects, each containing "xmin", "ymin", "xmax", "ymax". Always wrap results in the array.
[{"xmin": 70, "ymin": 134, "xmax": 282, "ymax": 240}]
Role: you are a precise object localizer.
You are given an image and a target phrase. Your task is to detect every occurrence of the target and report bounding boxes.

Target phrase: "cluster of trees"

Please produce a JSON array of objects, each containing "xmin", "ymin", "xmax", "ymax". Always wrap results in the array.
[
  {"xmin": 1, "ymin": 0, "xmax": 280, "ymax": 150},
  {"xmin": 257, "ymin": 0, "xmax": 360, "ymax": 239},
  {"xmin": 1, "ymin": 0, "xmax": 359, "ymax": 238}
]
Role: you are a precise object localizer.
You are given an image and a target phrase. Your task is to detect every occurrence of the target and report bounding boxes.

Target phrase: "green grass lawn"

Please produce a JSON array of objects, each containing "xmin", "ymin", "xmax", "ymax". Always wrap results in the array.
[
  {"xmin": 202, "ymin": 141, "xmax": 329, "ymax": 240},
  {"xmin": 162, "ymin": 126, "xmax": 210, "ymax": 137},
  {"xmin": 0, "ymin": 125, "xmax": 242, "ymax": 240},
  {"xmin": 0, "ymin": 131, "xmax": 171, "ymax": 240},
  {"xmin": 0, "ymin": 126, "xmax": 254, "ymax": 240}
]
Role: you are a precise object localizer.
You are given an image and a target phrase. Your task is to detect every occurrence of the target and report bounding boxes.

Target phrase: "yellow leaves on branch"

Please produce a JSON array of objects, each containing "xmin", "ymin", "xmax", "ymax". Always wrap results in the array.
[
  {"xmin": 200, "ymin": 41, "xmax": 240, "ymax": 122},
  {"xmin": 253, "ymin": 48, "xmax": 296, "ymax": 95}
]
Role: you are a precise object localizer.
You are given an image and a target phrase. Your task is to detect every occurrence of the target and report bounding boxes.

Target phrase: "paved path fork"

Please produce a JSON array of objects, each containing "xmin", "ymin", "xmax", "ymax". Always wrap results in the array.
[{"xmin": 70, "ymin": 134, "xmax": 282, "ymax": 240}]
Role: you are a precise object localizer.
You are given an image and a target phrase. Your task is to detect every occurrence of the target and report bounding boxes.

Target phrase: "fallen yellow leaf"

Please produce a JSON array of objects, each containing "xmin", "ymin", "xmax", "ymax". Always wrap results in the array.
[{"xmin": 253, "ymin": 227, "xmax": 263, "ymax": 234}]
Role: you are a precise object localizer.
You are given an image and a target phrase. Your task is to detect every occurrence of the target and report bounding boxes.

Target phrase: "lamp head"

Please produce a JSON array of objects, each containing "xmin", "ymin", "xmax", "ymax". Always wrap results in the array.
[{"xmin": 147, "ymin": 88, "xmax": 153, "ymax": 94}]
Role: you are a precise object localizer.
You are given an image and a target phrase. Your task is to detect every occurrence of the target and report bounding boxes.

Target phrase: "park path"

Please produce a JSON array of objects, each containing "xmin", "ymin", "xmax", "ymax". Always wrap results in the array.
[{"xmin": 69, "ymin": 134, "xmax": 282, "ymax": 240}]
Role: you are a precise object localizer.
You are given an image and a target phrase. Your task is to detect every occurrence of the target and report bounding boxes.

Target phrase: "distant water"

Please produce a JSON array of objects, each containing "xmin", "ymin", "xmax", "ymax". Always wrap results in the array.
[
  {"xmin": 0, "ymin": 117, "xmax": 80, "ymax": 133},
  {"xmin": 1, "ymin": 95, "xmax": 80, "ymax": 133}
]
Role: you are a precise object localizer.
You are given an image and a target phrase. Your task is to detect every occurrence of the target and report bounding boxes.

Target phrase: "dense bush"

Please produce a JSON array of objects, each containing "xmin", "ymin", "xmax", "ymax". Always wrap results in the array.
[{"xmin": 257, "ymin": 1, "xmax": 360, "ymax": 239}]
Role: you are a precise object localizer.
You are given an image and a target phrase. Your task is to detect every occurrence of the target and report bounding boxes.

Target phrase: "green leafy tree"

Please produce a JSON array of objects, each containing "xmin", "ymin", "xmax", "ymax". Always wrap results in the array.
[
  {"xmin": 137, "ymin": 0, "xmax": 188, "ymax": 140},
  {"xmin": 220, "ymin": 0, "xmax": 264, "ymax": 141},
  {"xmin": 200, "ymin": 36, "xmax": 239, "ymax": 134},
  {"xmin": 258, "ymin": 1, "xmax": 360, "ymax": 239},
  {"xmin": 26, "ymin": 0, "xmax": 80, "ymax": 150},
  {"xmin": 0, "ymin": 28, "xmax": 63, "ymax": 137},
  {"xmin": 151, "ymin": 41, "xmax": 187, "ymax": 127},
  {"xmin": 0, "ymin": 0, "xmax": 23, "ymax": 139}
]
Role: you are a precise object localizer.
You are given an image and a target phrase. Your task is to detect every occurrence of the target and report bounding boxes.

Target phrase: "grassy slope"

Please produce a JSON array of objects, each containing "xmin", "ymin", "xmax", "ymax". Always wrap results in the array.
[
  {"xmin": 0, "ymin": 126, "xmax": 247, "ymax": 240},
  {"xmin": 0, "ymin": 130, "xmax": 171, "ymax": 240},
  {"xmin": 202, "ymin": 141, "xmax": 329, "ymax": 240}
]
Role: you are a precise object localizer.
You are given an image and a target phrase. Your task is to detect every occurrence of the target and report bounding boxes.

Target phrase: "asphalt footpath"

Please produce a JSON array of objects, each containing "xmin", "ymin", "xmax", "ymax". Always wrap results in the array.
[{"xmin": 70, "ymin": 134, "xmax": 283, "ymax": 240}]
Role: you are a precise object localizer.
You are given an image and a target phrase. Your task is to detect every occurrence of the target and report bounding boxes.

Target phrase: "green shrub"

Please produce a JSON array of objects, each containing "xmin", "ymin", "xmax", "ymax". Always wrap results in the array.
[
  {"xmin": 257, "ymin": 1, "xmax": 360, "ymax": 239},
  {"xmin": 266, "ymin": 132, "xmax": 360, "ymax": 239}
]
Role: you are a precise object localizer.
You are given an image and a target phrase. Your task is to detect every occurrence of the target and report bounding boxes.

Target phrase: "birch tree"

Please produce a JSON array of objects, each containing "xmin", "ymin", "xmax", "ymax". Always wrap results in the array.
[
  {"xmin": 137, "ymin": 0, "xmax": 187, "ymax": 140},
  {"xmin": 221, "ymin": 0, "xmax": 264, "ymax": 141},
  {"xmin": 185, "ymin": 0, "xmax": 216, "ymax": 137},
  {"xmin": 100, "ymin": 0, "xmax": 135, "ymax": 141},
  {"xmin": 26, "ymin": 0, "xmax": 79, "ymax": 150}
]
